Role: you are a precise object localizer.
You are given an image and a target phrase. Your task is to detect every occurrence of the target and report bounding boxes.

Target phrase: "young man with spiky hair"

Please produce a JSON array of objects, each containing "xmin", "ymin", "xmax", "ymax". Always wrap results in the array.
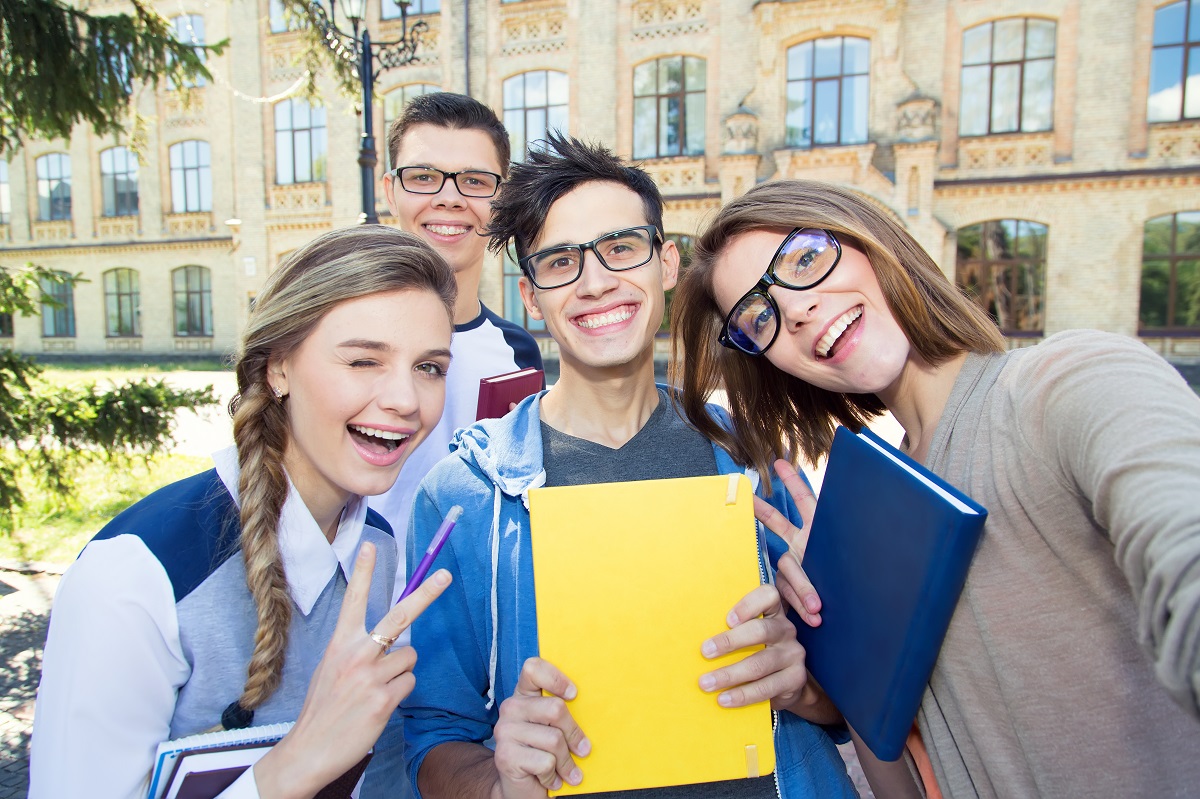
[{"xmin": 401, "ymin": 133, "xmax": 857, "ymax": 799}]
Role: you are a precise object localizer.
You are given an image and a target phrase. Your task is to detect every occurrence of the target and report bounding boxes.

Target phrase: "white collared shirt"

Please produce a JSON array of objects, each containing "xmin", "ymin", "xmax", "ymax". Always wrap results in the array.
[{"xmin": 29, "ymin": 448, "xmax": 372, "ymax": 799}]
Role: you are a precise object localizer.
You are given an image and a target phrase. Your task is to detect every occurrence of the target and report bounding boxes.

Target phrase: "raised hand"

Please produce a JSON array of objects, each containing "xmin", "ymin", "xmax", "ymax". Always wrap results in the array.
[
  {"xmin": 754, "ymin": 458, "xmax": 822, "ymax": 627},
  {"xmin": 254, "ymin": 541, "xmax": 451, "ymax": 798},
  {"xmin": 493, "ymin": 657, "xmax": 591, "ymax": 798}
]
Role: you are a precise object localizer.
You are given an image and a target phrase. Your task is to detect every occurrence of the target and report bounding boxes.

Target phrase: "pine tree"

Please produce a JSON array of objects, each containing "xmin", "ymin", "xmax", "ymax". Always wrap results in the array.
[{"xmin": 0, "ymin": 0, "xmax": 224, "ymax": 155}]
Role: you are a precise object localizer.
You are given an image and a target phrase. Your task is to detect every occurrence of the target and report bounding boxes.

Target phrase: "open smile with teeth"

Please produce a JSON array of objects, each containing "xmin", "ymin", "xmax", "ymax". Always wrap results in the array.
[
  {"xmin": 816, "ymin": 306, "xmax": 863, "ymax": 358},
  {"xmin": 348, "ymin": 423, "xmax": 410, "ymax": 453},
  {"xmin": 576, "ymin": 306, "xmax": 636, "ymax": 330},
  {"xmin": 424, "ymin": 223, "xmax": 472, "ymax": 236}
]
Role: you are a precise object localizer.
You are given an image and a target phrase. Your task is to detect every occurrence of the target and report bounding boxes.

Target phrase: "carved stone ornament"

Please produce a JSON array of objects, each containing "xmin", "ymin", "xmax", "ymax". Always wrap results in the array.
[
  {"xmin": 723, "ymin": 110, "xmax": 759, "ymax": 155},
  {"xmin": 895, "ymin": 96, "xmax": 938, "ymax": 143}
]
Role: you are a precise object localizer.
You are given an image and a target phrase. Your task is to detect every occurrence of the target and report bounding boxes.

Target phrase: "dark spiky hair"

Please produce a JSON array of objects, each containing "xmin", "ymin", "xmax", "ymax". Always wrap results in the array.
[{"xmin": 486, "ymin": 132, "xmax": 665, "ymax": 262}]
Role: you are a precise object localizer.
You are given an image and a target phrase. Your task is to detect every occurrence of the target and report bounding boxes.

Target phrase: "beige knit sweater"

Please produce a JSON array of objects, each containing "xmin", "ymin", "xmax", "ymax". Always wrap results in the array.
[{"xmin": 915, "ymin": 330, "xmax": 1200, "ymax": 798}]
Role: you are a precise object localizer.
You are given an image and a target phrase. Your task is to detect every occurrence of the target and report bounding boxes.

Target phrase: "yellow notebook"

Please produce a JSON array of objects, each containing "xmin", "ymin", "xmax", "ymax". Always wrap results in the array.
[{"xmin": 527, "ymin": 473, "xmax": 776, "ymax": 796}]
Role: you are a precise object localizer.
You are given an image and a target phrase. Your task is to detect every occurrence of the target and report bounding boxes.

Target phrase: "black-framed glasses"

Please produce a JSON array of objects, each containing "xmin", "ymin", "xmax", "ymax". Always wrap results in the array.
[
  {"xmin": 718, "ymin": 228, "xmax": 842, "ymax": 356},
  {"xmin": 388, "ymin": 166, "xmax": 502, "ymax": 198},
  {"xmin": 519, "ymin": 225, "xmax": 663, "ymax": 290}
]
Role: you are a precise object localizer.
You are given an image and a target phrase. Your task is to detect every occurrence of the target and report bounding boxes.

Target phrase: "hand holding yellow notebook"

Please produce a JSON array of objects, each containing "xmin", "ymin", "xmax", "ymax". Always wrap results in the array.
[{"xmin": 527, "ymin": 473, "xmax": 775, "ymax": 796}]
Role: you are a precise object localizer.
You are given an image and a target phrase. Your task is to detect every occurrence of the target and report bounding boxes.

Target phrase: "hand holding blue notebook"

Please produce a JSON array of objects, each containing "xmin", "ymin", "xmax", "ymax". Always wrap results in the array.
[{"xmin": 795, "ymin": 426, "xmax": 987, "ymax": 761}]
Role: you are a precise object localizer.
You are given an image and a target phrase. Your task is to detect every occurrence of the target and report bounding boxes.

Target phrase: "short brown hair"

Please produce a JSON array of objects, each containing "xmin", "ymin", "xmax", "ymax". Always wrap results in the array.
[
  {"xmin": 669, "ymin": 179, "xmax": 1004, "ymax": 477},
  {"xmin": 385, "ymin": 91, "xmax": 510, "ymax": 178}
]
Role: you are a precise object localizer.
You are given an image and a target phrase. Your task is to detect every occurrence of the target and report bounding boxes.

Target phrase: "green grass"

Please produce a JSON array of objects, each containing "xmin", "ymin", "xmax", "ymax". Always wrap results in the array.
[{"xmin": 0, "ymin": 453, "xmax": 212, "ymax": 565}]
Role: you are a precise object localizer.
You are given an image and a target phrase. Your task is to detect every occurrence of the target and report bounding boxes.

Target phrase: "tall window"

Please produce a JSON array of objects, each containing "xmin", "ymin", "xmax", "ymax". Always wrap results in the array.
[
  {"xmin": 173, "ymin": 265, "xmax": 213, "ymax": 337},
  {"xmin": 104, "ymin": 268, "xmax": 141, "ymax": 337},
  {"xmin": 0, "ymin": 160, "xmax": 9, "ymax": 225},
  {"xmin": 786, "ymin": 37, "xmax": 870, "ymax": 148},
  {"xmin": 36, "ymin": 153, "xmax": 72, "ymax": 221},
  {"xmin": 169, "ymin": 140, "xmax": 212, "ymax": 213},
  {"xmin": 503, "ymin": 71, "xmax": 569, "ymax": 161},
  {"xmin": 1141, "ymin": 211, "xmax": 1200, "ymax": 332},
  {"xmin": 956, "ymin": 220, "xmax": 1047, "ymax": 335},
  {"xmin": 959, "ymin": 18, "xmax": 1056, "ymax": 136},
  {"xmin": 41, "ymin": 271, "xmax": 75, "ymax": 338},
  {"xmin": 0, "ymin": 313, "xmax": 12, "ymax": 337},
  {"xmin": 100, "ymin": 146, "xmax": 139, "ymax": 217},
  {"xmin": 503, "ymin": 251, "xmax": 546, "ymax": 333},
  {"xmin": 633, "ymin": 56, "xmax": 706, "ymax": 159},
  {"xmin": 170, "ymin": 15, "xmax": 207, "ymax": 88},
  {"xmin": 383, "ymin": 84, "xmax": 438, "ymax": 170},
  {"xmin": 1149, "ymin": 1, "xmax": 1200, "ymax": 122},
  {"xmin": 275, "ymin": 98, "xmax": 327, "ymax": 184},
  {"xmin": 383, "ymin": 0, "xmax": 439, "ymax": 16},
  {"xmin": 268, "ymin": 0, "xmax": 306, "ymax": 32}
]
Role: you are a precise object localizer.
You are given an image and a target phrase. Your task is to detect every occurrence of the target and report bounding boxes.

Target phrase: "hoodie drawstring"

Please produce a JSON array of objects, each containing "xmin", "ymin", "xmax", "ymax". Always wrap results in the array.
[{"xmin": 486, "ymin": 484, "xmax": 502, "ymax": 710}]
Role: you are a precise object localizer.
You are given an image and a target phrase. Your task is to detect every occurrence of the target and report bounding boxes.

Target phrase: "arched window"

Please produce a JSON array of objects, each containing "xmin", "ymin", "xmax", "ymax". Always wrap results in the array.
[
  {"xmin": 104, "ymin": 268, "xmax": 141, "ymax": 337},
  {"xmin": 503, "ymin": 70, "xmax": 569, "ymax": 162},
  {"xmin": 786, "ymin": 37, "xmax": 870, "ymax": 148},
  {"xmin": 170, "ymin": 14, "xmax": 206, "ymax": 89},
  {"xmin": 36, "ymin": 153, "xmax": 72, "ymax": 221},
  {"xmin": 1149, "ymin": 1, "xmax": 1200, "ymax": 122},
  {"xmin": 40, "ymin": 271, "xmax": 75, "ymax": 338},
  {"xmin": 100, "ymin": 146, "xmax": 139, "ymax": 217},
  {"xmin": 0, "ymin": 159, "xmax": 10, "ymax": 225},
  {"xmin": 173, "ymin": 265, "xmax": 213, "ymax": 337},
  {"xmin": 633, "ymin": 56, "xmax": 706, "ymax": 159},
  {"xmin": 383, "ymin": 0, "xmax": 439, "ymax": 17},
  {"xmin": 169, "ymin": 141, "xmax": 212, "ymax": 213},
  {"xmin": 959, "ymin": 18, "xmax": 1056, "ymax": 136},
  {"xmin": 956, "ymin": 220, "xmax": 1047, "ymax": 335},
  {"xmin": 275, "ymin": 98, "xmax": 327, "ymax": 184},
  {"xmin": 1141, "ymin": 211, "xmax": 1200, "ymax": 332},
  {"xmin": 383, "ymin": 83, "xmax": 439, "ymax": 169}
]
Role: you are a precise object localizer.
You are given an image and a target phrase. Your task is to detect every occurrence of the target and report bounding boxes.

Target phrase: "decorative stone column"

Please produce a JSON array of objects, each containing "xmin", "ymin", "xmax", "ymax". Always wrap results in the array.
[
  {"xmin": 719, "ymin": 108, "xmax": 760, "ymax": 204},
  {"xmin": 892, "ymin": 95, "xmax": 948, "ymax": 274}
]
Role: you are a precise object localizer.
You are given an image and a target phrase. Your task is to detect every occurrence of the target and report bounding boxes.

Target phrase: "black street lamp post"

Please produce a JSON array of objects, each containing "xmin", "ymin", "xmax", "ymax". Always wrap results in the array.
[{"xmin": 308, "ymin": 1, "xmax": 427, "ymax": 224}]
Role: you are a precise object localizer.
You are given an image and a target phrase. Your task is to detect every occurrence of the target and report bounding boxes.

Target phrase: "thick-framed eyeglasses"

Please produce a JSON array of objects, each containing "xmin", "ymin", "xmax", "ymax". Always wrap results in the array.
[
  {"xmin": 388, "ymin": 166, "xmax": 502, "ymax": 198},
  {"xmin": 718, "ymin": 228, "xmax": 842, "ymax": 356},
  {"xmin": 519, "ymin": 225, "xmax": 663, "ymax": 290}
]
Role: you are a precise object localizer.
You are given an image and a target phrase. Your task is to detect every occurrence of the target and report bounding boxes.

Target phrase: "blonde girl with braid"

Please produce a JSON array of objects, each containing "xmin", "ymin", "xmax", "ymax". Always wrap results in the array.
[{"xmin": 32, "ymin": 225, "xmax": 458, "ymax": 799}]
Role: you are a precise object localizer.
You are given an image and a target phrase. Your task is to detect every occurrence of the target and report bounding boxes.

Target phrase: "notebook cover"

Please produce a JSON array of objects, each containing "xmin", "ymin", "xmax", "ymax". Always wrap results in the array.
[
  {"xmin": 162, "ymin": 742, "xmax": 370, "ymax": 799},
  {"xmin": 476, "ymin": 367, "xmax": 544, "ymax": 421},
  {"xmin": 796, "ymin": 425, "xmax": 987, "ymax": 761},
  {"xmin": 528, "ymin": 474, "xmax": 775, "ymax": 795}
]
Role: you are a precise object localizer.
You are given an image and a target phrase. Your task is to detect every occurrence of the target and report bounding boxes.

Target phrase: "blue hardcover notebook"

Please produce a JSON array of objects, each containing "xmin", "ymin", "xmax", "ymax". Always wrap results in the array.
[{"xmin": 796, "ymin": 425, "xmax": 987, "ymax": 761}]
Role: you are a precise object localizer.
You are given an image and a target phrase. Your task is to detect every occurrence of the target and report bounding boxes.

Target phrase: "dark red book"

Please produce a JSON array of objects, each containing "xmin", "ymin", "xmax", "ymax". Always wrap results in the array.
[{"xmin": 476, "ymin": 367, "xmax": 544, "ymax": 420}]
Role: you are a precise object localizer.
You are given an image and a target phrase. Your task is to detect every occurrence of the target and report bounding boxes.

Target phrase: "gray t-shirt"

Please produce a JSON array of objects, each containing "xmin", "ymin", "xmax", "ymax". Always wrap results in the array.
[{"xmin": 540, "ymin": 389, "xmax": 777, "ymax": 799}]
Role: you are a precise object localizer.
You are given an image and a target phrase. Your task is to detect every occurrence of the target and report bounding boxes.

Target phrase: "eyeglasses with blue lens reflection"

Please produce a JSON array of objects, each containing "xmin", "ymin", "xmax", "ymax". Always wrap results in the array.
[{"xmin": 717, "ymin": 228, "xmax": 842, "ymax": 356}]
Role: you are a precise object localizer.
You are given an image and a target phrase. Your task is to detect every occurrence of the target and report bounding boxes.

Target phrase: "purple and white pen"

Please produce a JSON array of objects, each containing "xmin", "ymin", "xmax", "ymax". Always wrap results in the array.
[{"xmin": 398, "ymin": 505, "xmax": 463, "ymax": 601}]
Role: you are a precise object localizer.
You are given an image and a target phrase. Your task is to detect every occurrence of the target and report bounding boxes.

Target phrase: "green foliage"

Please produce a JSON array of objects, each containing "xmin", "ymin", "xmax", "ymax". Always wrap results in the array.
[
  {"xmin": 0, "ymin": 0, "xmax": 227, "ymax": 156},
  {"xmin": 0, "ymin": 263, "xmax": 218, "ymax": 531}
]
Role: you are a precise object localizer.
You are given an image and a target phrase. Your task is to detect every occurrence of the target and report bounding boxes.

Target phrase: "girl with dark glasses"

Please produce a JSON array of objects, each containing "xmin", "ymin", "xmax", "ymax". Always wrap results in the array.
[{"xmin": 670, "ymin": 179, "xmax": 1200, "ymax": 799}]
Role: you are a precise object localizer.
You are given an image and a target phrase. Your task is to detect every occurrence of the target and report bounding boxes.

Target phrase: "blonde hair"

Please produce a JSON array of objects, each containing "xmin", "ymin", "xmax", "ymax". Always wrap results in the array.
[
  {"xmin": 226, "ymin": 225, "xmax": 456, "ymax": 718},
  {"xmin": 670, "ymin": 180, "xmax": 1004, "ymax": 476}
]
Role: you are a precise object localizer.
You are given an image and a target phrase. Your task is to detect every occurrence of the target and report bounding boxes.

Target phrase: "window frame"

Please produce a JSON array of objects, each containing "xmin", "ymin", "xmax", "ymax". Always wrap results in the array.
[
  {"xmin": 503, "ymin": 70, "xmax": 569, "ymax": 162},
  {"xmin": 502, "ymin": 249, "xmax": 547, "ymax": 334},
  {"xmin": 169, "ymin": 14, "xmax": 207, "ymax": 89},
  {"xmin": 785, "ymin": 36, "xmax": 871, "ymax": 149},
  {"xmin": 1148, "ymin": 0, "xmax": 1200, "ymax": 122},
  {"xmin": 955, "ymin": 219, "xmax": 1048, "ymax": 336},
  {"xmin": 172, "ymin": 265, "xmax": 214, "ymax": 338},
  {"xmin": 958, "ymin": 17, "xmax": 1057, "ymax": 137},
  {"xmin": 36, "ymin": 153, "xmax": 72, "ymax": 222},
  {"xmin": 383, "ymin": 0, "xmax": 439, "ymax": 17},
  {"xmin": 100, "ymin": 146, "xmax": 139, "ymax": 218},
  {"xmin": 169, "ymin": 140, "xmax": 213, "ymax": 213},
  {"xmin": 382, "ymin": 83, "xmax": 439, "ymax": 171},
  {"xmin": 40, "ymin": 271, "xmax": 76, "ymax": 338},
  {"xmin": 1140, "ymin": 211, "xmax": 1200, "ymax": 334},
  {"xmin": 103, "ymin": 268, "xmax": 141, "ymax": 338},
  {"xmin": 274, "ymin": 98, "xmax": 327, "ymax": 185},
  {"xmin": 632, "ymin": 55, "xmax": 707, "ymax": 160}
]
